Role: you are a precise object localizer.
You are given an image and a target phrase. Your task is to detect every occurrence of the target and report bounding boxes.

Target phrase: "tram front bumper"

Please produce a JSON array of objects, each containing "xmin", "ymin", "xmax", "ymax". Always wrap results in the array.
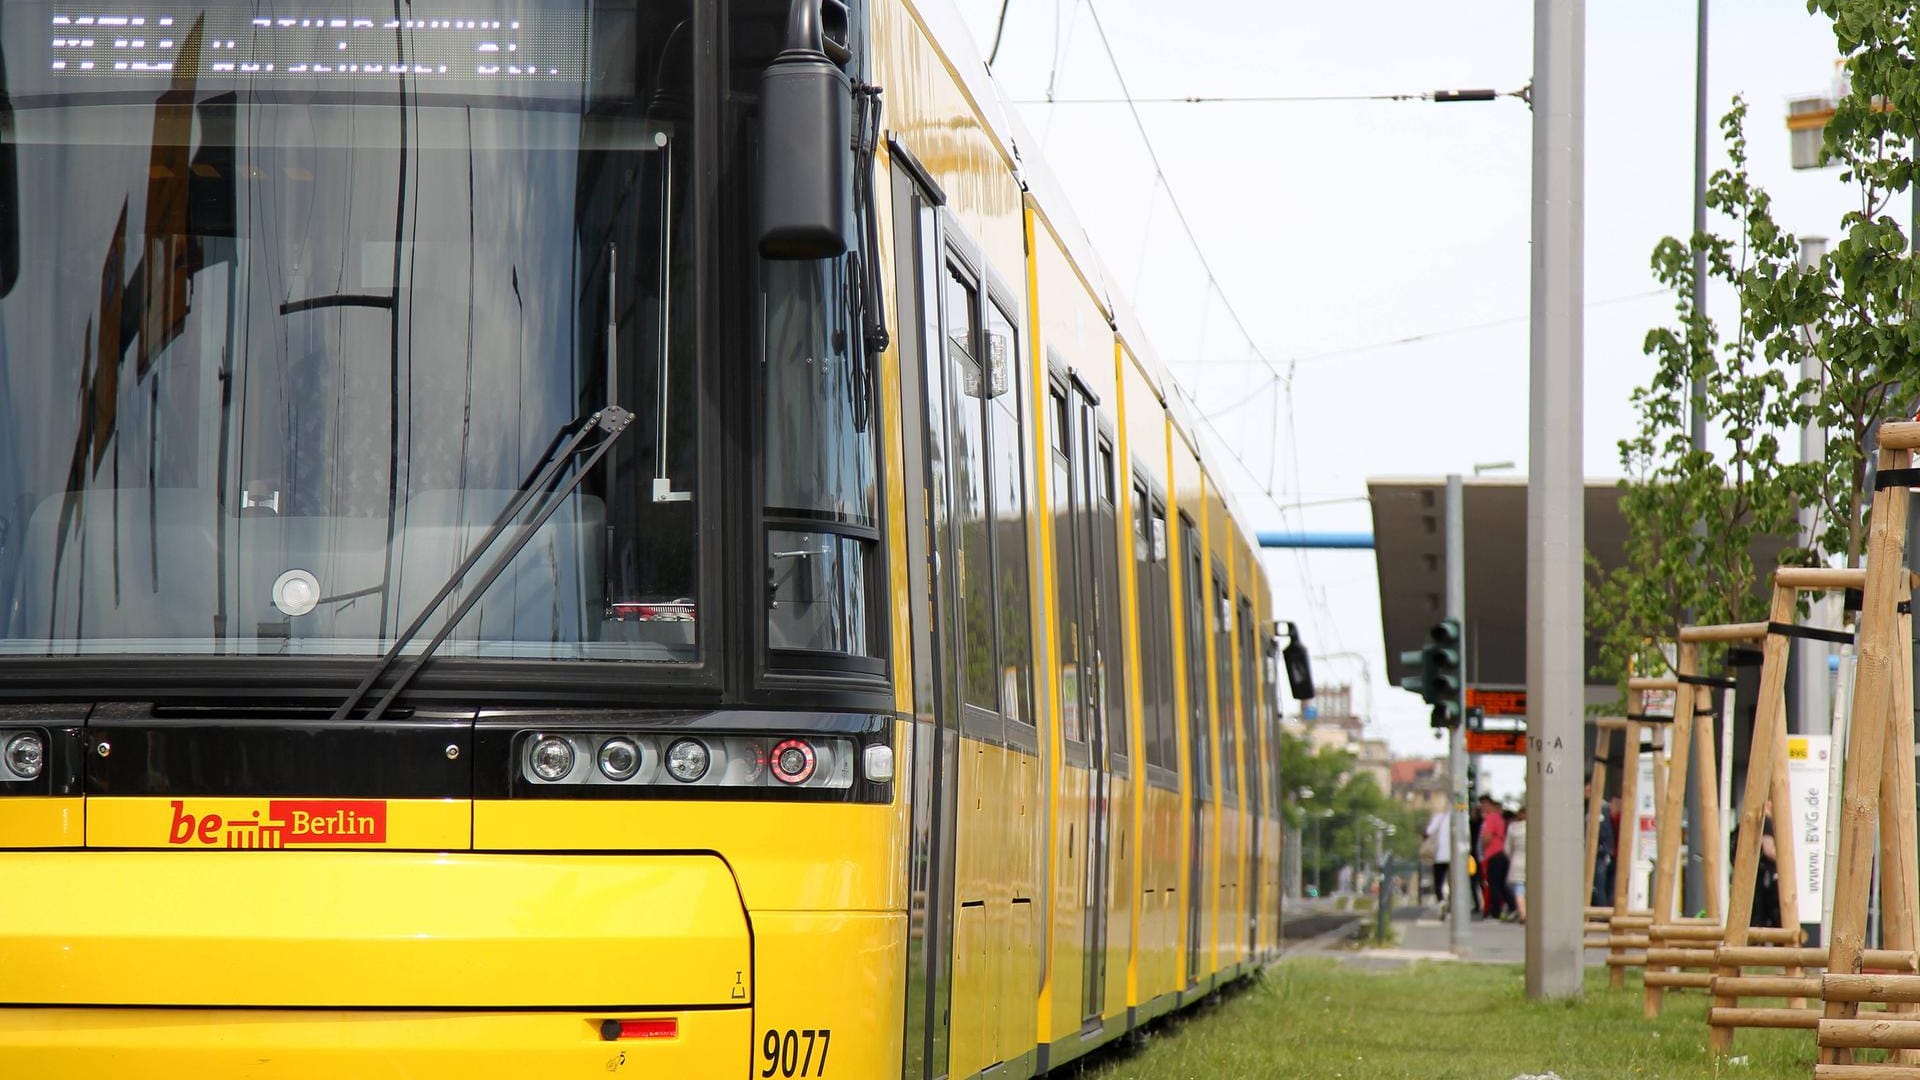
[
  {"xmin": 0, "ymin": 1006, "xmax": 752, "ymax": 1080},
  {"xmin": 0, "ymin": 850, "xmax": 757, "ymax": 1077}
]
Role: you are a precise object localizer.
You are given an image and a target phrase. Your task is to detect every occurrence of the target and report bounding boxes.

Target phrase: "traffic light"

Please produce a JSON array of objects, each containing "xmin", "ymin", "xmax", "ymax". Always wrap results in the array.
[
  {"xmin": 1429, "ymin": 617, "xmax": 1462, "ymax": 728},
  {"xmin": 1399, "ymin": 618, "xmax": 1464, "ymax": 729}
]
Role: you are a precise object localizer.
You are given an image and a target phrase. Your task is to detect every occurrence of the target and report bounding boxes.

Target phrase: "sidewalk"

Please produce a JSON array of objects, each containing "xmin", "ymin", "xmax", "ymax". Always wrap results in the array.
[{"xmin": 1334, "ymin": 906, "xmax": 1613, "ymax": 970}]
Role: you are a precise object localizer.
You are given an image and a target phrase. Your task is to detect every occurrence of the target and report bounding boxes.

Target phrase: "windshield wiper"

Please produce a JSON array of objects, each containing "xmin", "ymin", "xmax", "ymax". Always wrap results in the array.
[{"xmin": 331, "ymin": 405, "xmax": 635, "ymax": 724}]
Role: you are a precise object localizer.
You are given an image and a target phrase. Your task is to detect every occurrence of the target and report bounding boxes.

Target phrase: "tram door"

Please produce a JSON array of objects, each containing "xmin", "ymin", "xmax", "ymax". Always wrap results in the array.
[
  {"xmin": 1241, "ymin": 598, "xmax": 1262, "ymax": 955},
  {"xmin": 1051, "ymin": 376, "xmax": 1110, "ymax": 1024},
  {"xmin": 1180, "ymin": 520, "xmax": 1211, "ymax": 986},
  {"xmin": 892, "ymin": 164, "xmax": 959, "ymax": 1080}
]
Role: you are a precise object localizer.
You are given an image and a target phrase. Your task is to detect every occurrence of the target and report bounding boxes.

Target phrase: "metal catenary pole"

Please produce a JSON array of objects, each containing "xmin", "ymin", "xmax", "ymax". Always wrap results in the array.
[
  {"xmin": 1447, "ymin": 474, "xmax": 1470, "ymax": 953},
  {"xmin": 1525, "ymin": 0, "xmax": 1586, "ymax": 1000},
  {"xmin": 1682, "ymin": 0, "xmax": 1710, "ymax": 919}
]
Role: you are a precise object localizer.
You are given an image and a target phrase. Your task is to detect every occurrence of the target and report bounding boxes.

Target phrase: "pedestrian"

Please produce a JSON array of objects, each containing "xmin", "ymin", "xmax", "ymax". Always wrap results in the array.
[
  {"xmin": 1468, "ymin": 800, "xmax": 1486, "ymax": 917},
  {"xmin": 1479, "ymin": 794, "xmax": 1509, "ymax": 921},
  {"xmin": 1507, "ymin": 808, "xmax": 1527, "ymax": 923},
  {"xmin": 1424, "ymin": 806, "xmax": 1451, "ymax": 907},
  {"xmin": 1589, "ymin": 781, "xmax": 1616, "ymax": 907},
  {"xmin": 1604, "ymin": 794, "xmax": 1622, "ymax": 904},
  {"xmin": 1731, "ymin": 799, "xmax": 1782, "ymax": 928}
]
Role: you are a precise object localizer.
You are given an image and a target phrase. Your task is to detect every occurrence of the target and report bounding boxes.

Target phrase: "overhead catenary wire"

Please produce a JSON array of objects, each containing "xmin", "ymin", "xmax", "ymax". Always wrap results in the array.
[
  {"xmin": 1194, "ymin": 287, "xmax": 1673, "ymax": 422},
  {"xmin": 1021, "ymin": 87, "xmax": 1528, "ymax": 106},
  {"xmin": 1070, "ymin": 2, "xmax": 1351, "ymax": 657}
]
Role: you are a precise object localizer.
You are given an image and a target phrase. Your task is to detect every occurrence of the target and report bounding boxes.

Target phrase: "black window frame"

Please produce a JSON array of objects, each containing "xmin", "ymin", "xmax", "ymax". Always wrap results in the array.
[
  {"xmin": 1212, "ymin": 558, "xmax": 1236, "ymax": 799},
  {"xmin": 1095, "ymin": 428, "xmax": 1129, "ymax": 779},
  {"xmin": 940, "ymin": 229, "xmax": 1034, "ymax": 750},
  {"xmin": 1133, "ymin": 469, "xmax": 1178, "ymax": 789},
  {"xmin": 1180, "ymin": 513, "xmax": 1212, "ymax": 801},
  {"xmin": 1238, "ymin": 594, "xmax": 1260, "ymax": 818}
]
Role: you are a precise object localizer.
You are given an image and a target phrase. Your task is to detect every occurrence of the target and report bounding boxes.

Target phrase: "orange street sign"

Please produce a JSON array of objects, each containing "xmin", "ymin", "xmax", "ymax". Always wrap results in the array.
[
  {"xmin": 1466, "ymin": 730, "xmax": 1527, "ymax": 756},
  {"xmin": 1465, "ymin": 688, "xmax": 1528, "ymax": 716}
]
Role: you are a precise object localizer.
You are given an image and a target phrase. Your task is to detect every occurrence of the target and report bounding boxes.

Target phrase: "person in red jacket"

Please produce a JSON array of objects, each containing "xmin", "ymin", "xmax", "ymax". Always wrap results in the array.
[{"xmin": 1479, "ymin": 794, "xmax": 1509, "ymax": 920}]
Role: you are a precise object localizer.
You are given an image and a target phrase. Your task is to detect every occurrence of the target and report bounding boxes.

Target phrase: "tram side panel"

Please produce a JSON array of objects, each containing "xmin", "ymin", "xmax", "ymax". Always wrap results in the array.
[
  {"xmin": 1030, "ymin": 209, "xmax": 1118, "ymax": 1058},
  {"xmin": 1169, "ymin": 434, "xmax": 1217, "ymax": 992},
  {"xmin": 1122, "ymin": 347, "xmax": 1184, "ymax": 1011},
  {"xmin": 873, "ymin": 1, "xmax": 1046, "ymax": 1076}
]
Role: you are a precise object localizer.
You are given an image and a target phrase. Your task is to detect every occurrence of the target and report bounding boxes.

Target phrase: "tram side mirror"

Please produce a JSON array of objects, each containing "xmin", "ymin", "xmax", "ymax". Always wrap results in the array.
[
  {"xmin": 758, "ymin": 0, "xmax": 856, "ymax": 260},
  {"xmin": 0, "ymin": 54, "xmax": 17, "ymax": 298},
  {"xmin": 1280, "ymin": 621, "xmax": 1315, "ymax": 701}
]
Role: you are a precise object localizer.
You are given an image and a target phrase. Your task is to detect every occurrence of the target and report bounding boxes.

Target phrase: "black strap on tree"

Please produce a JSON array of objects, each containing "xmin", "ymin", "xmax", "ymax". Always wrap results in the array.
[
  {"xmin": 1767, "ymin": 621, "xmax": 1855, "ymax": 646},
  {"xmin": 1874, "ymin": 467, "xmax": 1920, "ymax": 490},
  {"xmin": 1728, "ymin": 646, "xmax": 1765, "ymax": 667},
  {"xmin": 1676, "ymin": 673, "xmax": 1738, "ymax": 689},
  {"xmin": 1625, "ymin": 713, "xmax": 1674, "ymax": 724}
]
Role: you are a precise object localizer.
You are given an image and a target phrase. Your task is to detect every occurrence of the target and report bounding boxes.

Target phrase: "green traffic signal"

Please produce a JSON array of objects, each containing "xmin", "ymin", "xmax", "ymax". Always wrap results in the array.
[{"xmin": 1399, "ymin": 618, "xmax": 1464, "ymax": 719}]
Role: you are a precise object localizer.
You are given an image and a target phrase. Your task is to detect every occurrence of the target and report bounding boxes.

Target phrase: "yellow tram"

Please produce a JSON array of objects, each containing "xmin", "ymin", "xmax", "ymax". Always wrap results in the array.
[{"xmin": 0, "ymin": 0, "xmax": 1308, "ymax": 1076}]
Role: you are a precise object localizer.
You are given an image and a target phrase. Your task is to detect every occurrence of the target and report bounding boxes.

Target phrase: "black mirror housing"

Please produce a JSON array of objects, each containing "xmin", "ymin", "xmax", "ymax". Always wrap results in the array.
[
  {"xmin": 758, "ymin": 0, "xmax": 855, "ymax": 260},
  {"xmin": 1280, "ymin": 621, "xmax": 1315, "ymax": 701}
]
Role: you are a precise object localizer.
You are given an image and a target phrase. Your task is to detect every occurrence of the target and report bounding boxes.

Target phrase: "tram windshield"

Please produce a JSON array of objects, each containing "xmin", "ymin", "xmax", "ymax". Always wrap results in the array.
[{"xmin": 0, "ymin": 1, "xmax": 701, "ymax": 661}]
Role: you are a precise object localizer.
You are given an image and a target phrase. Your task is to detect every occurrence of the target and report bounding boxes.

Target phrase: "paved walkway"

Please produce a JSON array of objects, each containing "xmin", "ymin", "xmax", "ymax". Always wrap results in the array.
[{"xmin": 1303, "ymin": 906, "xmax": 1612, "ymax": 970}]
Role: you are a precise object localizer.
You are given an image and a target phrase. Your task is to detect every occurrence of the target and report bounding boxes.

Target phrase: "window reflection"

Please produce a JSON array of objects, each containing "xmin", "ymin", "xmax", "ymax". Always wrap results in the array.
[{"xmin": 0, "ymin": 1, "xmax": 699, "ymax": 660}]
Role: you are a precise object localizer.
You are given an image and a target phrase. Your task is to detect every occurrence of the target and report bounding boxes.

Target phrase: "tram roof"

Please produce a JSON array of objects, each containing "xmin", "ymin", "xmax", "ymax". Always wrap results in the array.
[{"xmin": 907, "ymin": 0, "xmax": 1260, "ymax": 540}]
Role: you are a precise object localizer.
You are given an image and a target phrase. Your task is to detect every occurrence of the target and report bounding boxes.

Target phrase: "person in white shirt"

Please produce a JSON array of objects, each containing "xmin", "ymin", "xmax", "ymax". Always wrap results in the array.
[
  {"xmin": 1508, "ymin": 810, "xmax": 1528, "ymax": 923},
  {"xmin": 1425, "ymin": 808, "xmax": 1452, "ymax": 905}
]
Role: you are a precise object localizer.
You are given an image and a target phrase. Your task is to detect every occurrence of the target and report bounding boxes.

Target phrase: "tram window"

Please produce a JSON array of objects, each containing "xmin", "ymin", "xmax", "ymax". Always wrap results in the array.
[
  {"xmin": 1051, "ymin": 383, "xmax": 1083, "ymax": 744},
  {"xmin": 1181, "ymin": 517, "xmax": 1211, "ymax": 795},
  {"xmin": 1239, "ymin": 595, "xmax": 1260, "ymax": 816},
  {"xmin": 764, "ymin": 248, "xmax": 881, "ymax": 659},
  {"xmin": 1132, "ymin": 481, "xmax": 1159, "ymax": 764},
  {"xmin": 1098, "ymin": 437, "xmax": 1128, "ymax": 769},
  {"xmin": 1134, "ymin": 480, "xmax": 1175, "ymax": 771},
  {"xmin": 0, "ymin": 0, "xmax": 704, "ymax": 661},
  {"xmin": 986, "ymin": 300, "xmax": 1033, "ymax": 727},
  {"xmin": 947, "ymin": 265, "xmax": 997, "ymax": 710},
  {"xmin": 1150, "ymin": 502, "xmax": 1174, "ymax": 768},
  {"xmin": 1212, "ymin": 562, "xmax": 1237, "ymax": 797}
]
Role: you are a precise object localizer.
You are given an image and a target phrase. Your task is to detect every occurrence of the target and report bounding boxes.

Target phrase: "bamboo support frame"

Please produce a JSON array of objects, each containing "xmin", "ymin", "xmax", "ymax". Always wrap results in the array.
[
  {"xmin": 1609, "ymin": 697, "xmax": 1649, "ymax": 989},
  {"xmin": 1813, "ymin": 1066, "xmax": 1920, "ymax": 1080},
  {"xmin": 1646, "ymin": 638, "xmax": 1730, "ymax": 1017},
  {"xmin": 1821, "ymin": 445, "xmax": 1918, "ymax": 1070},
  {"xmin": 1584, "ymin": 720, "xmax": 1618, "ymax": 938},
  {"xmin": 1706, "ymin": 570, "xmax": 1876, "ymax": 1052}
]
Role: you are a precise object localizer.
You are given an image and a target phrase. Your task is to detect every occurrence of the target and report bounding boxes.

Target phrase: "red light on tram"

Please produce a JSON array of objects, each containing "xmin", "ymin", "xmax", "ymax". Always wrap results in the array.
[
  {"xmin": 770, "ymin": 738, "xmax": 816, "ymax": 784},
  {"xmin": 600, "ymin": 1018, "xmax": 679, "ymax": 1041}
]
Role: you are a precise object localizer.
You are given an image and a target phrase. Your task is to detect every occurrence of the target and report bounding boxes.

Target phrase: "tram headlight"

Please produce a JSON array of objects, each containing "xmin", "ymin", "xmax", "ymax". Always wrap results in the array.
[
  {"xmin": 597, "ymin": 737, "xmax": 642, "ymax": 781},
  {"xmin": 529, "ymin": 735, "xmax": 575, "ymax": 782},
  {"xmin": 2, "ymin": 732, "xmax": 44, "ymax": 780},
  {"xmin": 665, "ymin": 738, "xmax": 710, "ymax": 783}
]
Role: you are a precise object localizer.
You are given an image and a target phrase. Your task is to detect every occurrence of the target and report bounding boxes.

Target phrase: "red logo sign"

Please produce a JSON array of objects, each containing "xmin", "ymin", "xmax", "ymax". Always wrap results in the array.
[{"xmin": 167, "ymin": 800, "xmax": 388, "ymax": 848}]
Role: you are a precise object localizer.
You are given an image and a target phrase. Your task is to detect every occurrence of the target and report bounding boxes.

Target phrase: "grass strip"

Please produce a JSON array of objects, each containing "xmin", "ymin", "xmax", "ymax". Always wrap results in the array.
[{"xmin": 1081, "ymin": 959, "xmax": 1812, "ymax": 1079}]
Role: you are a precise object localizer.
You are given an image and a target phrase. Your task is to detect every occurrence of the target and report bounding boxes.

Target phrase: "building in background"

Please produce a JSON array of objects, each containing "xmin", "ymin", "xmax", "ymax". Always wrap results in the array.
[
  {"xmin": 1390, "ymin": 758, "xmax": 1449, "ymax": 818},
  {"xmin": 1289, "ymin": 683, "xmax": 1392, "ymax": 794}
]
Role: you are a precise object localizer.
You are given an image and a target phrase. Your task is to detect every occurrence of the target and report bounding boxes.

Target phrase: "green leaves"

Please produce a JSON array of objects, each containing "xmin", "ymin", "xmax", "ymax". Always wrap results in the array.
[{"xmin": 1596, "ymin": 4, "xmax": 1920, "ymax": 694}]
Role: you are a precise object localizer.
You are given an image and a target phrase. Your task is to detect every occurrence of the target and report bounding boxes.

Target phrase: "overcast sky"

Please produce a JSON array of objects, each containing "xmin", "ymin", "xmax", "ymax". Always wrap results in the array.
[{"xmin": 944, "ymin": 0, "xmax": 1855, "ymax": 798}]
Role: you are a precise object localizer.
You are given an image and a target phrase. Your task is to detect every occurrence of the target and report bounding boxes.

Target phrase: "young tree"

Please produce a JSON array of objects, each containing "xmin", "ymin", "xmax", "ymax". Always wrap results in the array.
[
  {"xmin": 1593, "ymin": 0, "xmax": 1920, "ymax": 687},
  {"xmin": 1590, "ymin": 99, "xmax": 1818, "ymax": 686}
]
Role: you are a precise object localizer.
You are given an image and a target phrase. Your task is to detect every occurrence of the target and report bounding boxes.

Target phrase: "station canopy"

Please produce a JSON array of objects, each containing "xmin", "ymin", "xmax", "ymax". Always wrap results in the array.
[{"xmin": 1367, "ymin": 477, "xmax": 1788, "ymax": 694}]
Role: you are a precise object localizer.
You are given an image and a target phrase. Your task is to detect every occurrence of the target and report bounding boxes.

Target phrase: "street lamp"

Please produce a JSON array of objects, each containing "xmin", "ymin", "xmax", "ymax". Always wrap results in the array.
[{"xmin": 1309, "ymin": 808, "xmax": 1333, "ymax": 898}]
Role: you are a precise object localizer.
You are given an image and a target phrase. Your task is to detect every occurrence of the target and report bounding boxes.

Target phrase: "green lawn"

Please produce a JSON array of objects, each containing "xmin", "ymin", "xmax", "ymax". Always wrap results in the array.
[{"xmin": 1079, "ymin": 960, "xmax": 1814, "ymax": 1080}]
